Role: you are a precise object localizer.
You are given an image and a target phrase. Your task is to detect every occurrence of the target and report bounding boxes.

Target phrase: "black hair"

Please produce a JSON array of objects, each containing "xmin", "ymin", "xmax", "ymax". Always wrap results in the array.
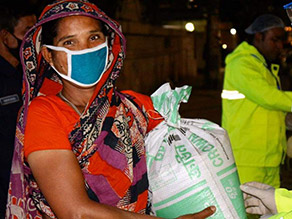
[
  {"xmin": 41, "ymin": 19, "xmax": 60, "ymax": 46},
  {"xmin": 41, "ymin": 17, "xmax": 109, "ymax": 46},
  {"xmin": 0, "ymin": 2, "xmax": 36, "ymax": 33}
]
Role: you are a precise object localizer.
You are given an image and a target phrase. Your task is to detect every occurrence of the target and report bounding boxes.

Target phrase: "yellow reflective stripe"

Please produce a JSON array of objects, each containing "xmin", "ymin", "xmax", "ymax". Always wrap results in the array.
[{"xmin": 221, "ymin": 90, "xmax": 245, "ymax": 100}]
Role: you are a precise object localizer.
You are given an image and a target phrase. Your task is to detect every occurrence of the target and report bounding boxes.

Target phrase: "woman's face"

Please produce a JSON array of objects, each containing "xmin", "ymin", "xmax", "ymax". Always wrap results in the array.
[{"xmin": 49, "ymin": 15, "xmax": 106, "ymax": 76}]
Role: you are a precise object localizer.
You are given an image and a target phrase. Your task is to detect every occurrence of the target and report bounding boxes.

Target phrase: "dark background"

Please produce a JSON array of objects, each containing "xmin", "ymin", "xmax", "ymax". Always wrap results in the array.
[{"xmin": 4, "ymin": 0, "xmax": 292, "ymax": 30}]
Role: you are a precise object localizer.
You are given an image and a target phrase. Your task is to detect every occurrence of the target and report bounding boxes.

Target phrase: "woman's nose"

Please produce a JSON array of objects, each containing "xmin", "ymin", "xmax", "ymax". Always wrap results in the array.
[{"xmin": 77, "ymin": 41, "xmax": 91, "ymax": 50}]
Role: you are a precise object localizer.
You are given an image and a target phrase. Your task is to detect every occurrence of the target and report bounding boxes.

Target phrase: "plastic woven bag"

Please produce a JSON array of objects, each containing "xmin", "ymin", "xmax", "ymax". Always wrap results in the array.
[{"xmin": 145, "ymin": 83, "xmax": 247, "ymax": 219}]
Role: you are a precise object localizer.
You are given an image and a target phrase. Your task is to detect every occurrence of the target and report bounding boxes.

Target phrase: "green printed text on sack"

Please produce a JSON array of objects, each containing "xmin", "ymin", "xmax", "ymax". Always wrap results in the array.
[
  {"xmin": 188, "ymin": 133, "xmax": 224, "ymax": 167},
  {"xmin": 175, "ymin": 144, "xmax": 201, "ymax": 179}
]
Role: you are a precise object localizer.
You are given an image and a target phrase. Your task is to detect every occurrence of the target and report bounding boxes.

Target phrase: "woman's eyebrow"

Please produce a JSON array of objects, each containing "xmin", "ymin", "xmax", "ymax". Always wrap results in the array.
[
  {"xmin": 89, "ymin": 29, "xmax": 102, "ymax": 33},
  {"xmin": 56, "ymin": 35, "xmax": 75, "ymax": 43}
]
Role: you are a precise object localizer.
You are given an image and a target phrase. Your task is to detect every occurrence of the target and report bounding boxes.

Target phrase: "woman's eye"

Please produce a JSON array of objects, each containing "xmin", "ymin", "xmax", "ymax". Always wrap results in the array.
[
  {"xmin": 63, "ymin": 40, "xmax": 74, "ymax": 46},
  {"xmin": 90, "ymin": 35, "xmax": 100, "ymax": 41}
]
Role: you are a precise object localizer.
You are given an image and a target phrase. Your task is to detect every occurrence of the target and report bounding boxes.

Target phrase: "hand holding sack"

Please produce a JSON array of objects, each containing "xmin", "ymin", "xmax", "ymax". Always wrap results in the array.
[
  {"xmin": 240, "ymin": 182, "xmax": 277, "ymax": 215},
  {"xmin": 145, "ymin": 83, "xmax": 247, "ymax": 219}
]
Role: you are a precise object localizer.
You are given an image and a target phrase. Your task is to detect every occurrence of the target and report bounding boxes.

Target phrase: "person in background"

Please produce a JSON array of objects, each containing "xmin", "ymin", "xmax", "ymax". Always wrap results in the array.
[
  {"xmin": 234, "ymin": 4, "xmax": 292, "ymax": 219},
  {"xmin": 221, "ymin": 14, "xmax": 292, "ymax": 189},
  {"xmin": 5, "ymin": 0, "xmax": 215, "ymax": 218},
  {"xmin": 0, "ymin": 3, "xmax": 36, "ymax": 218}
]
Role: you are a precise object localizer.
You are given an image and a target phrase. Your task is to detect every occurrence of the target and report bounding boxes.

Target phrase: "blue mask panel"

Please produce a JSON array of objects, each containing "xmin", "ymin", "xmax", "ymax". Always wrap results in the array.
[{"xmin": 71, "ymin": 46, "xmax": 107, "ymax": 84}]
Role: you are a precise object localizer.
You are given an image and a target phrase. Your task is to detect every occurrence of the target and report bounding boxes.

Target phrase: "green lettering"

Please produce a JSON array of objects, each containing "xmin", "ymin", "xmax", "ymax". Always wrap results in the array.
[
  {"xmin": 188, "ymin": 133, "xmax": 199, "ymax": 143},
  {"xmin": 208, "ymin": 149, "xmax": 223, "ymax": 167},
  {"xmin": 155, "ymin": 146, "xmax": 165, "ymax": 161},
  {"xmin": 194, "ymin": 139, "xmax": 208, "ymax": 150},
  {"xmin": 202, "ymin": 143, "xmax": 214, "ymax": 152},
  {"xmin": 176, "ymin": 145, "xmax": 186, "ymax": 152},
  {"xmin": 208, "ymin": 149, "xmax": 219, "ymax": 160},
  {"xmin": 182, "ymin": 152, "xmax": 192, "ymax": 161},
  {"xmin": 213, "ymin": 158, "xmax": 223, "ymax": 167}
]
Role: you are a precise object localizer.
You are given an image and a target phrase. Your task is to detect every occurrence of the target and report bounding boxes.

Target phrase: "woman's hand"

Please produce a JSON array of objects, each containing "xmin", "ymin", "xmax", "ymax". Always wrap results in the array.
[
  {"xmin": 28, "ymin": 149, "xmax": 216, "ymax": 219},
  {"xmin": 177, "ymin": 206, "xmax": 216, "ymax": 219}
]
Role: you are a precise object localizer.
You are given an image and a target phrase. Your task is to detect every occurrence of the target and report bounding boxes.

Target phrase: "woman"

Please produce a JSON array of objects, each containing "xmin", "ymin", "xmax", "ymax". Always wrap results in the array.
[{"xmin": 6, "ymin": 0, "xmax": 215, "ymax": 218}]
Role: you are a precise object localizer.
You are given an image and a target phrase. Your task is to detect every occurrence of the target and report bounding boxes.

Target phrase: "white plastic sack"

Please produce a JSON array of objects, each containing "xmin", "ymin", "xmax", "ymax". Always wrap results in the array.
[{"xmin": 145, "ymin": 83, "xmax": 246, "ymax": 219}]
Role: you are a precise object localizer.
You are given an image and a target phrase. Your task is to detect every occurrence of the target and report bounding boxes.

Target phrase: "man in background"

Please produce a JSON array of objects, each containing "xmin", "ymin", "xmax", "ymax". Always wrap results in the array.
[
  {"xmin": 0, "ymin": 3, "xmax": 36, "ymax": 217},
  {"xmin": 221, "ymin": 14, "xmax": 292, "ymax": 189}
]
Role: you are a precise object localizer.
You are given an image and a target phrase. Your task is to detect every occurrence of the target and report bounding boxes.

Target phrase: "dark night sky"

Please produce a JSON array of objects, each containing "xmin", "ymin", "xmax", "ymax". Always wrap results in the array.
[
  {"xmin": 94, "ymin": 0, "xmax": 292, "ymax": 32},
  {"xmin": 3, "ymin": 0, "xmax": 292, "ymax": 28},
  {"xmin": 220, "ymin": 0, "xmax": 292, "ymax": 26}
]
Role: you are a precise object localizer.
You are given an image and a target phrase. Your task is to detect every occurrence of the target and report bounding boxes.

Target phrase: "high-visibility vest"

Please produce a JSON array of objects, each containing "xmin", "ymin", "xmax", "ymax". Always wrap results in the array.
[{"xmin": 221, "ymin": 41, "xmax": 292, "ymax": 167}]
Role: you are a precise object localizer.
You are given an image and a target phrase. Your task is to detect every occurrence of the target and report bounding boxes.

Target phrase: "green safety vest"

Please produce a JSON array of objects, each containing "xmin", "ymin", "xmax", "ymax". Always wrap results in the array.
[{"xmin": 221, "ymin": 41, "xmax": 292, "ymax": 167}]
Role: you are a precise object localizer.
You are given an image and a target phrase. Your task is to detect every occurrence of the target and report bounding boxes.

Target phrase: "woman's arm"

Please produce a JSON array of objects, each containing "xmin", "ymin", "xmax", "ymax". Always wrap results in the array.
[{"xmin": 28, "ymin": 149, "xmax": 215, "ymax": 219}]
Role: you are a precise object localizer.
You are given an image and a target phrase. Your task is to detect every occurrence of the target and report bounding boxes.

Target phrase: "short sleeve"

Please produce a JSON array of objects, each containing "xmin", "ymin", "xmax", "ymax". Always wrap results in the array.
[{"xmin": 24, "ymin": 96, "xmax": 79, "ymax": 158}]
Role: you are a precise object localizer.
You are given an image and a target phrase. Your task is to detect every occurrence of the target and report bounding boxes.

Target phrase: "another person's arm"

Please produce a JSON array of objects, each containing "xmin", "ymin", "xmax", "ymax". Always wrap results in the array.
[
  {"xmin": 268, "ymin": 211, "xmax": 292, "ymax": 219},
  {"xmin": 240, "ymin": 181, "xmax": 292, "ymax": 218}
]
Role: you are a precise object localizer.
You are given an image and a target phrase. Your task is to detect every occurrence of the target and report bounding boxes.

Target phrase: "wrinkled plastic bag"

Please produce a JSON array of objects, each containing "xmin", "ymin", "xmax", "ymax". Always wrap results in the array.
[{"xmin": 145, "ymin": 83, "xmax": 247, "ymax": 219}]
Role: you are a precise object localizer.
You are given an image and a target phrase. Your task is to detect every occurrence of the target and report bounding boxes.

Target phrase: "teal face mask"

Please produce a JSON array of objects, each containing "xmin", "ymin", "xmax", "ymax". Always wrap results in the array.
[{"xmin": 45, "ymin": 39, "xmax": 108, "ymax": 87}]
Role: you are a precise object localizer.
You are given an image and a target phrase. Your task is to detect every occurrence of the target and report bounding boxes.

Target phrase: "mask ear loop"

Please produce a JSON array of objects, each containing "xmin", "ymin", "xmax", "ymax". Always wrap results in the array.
[
  {"xmin": 67, "ymin": 50, "xmax": 72, "ymax": 78},
  {"xmin": 43, "ymin": 45, "xmax": 71, "ymax": 78},
  {"xmin": 100, "ymin": 41, "xmax": 109, "ymax": 76}
]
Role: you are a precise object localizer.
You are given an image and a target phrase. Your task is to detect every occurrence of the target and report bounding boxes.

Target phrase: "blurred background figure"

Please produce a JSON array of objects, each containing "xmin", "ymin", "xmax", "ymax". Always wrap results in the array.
[
  {"xmin": 0, "ymin": 2, "xmax": 36, "ymax": 217},
  {"xmin": 221, "ymin": 14, "xmax": 292, "ymax": 193}
]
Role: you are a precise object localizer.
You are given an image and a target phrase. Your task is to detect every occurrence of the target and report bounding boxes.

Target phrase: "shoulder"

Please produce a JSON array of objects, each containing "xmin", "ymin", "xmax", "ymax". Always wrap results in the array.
[
  {"xmin": 226, "ymin": 52, "xmax": 264, "ymax": 76},
  {"xmin": 28, "ymin": 95, "xmax": 61, "ymax": 119},
  {"xmin": 231, "ymin": 43, "xmax": 264, "ymax": 66},
  {"xmin": 29, "ymin": 95, "xmax": 59, "ymax": 107},
  {"xmin": 27, "ymin": 95, "xmax": 64, "ymax": 127},
  {"xmin": 27, "ymin": 95, "xmax": 79, "ymax": 127},
  {"xmin": 29, "ymin": 95, "xmax": 71, "ymax": 114},
  {"xmin": 24, "ymin": 95, "xmax": 75, "ymax": 158}
]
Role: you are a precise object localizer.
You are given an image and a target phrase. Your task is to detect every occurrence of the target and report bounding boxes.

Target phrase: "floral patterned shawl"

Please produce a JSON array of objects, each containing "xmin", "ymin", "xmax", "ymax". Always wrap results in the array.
[{"xmin": 5, "ymin": 0, "xmax": 154, "ymax": 218}]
